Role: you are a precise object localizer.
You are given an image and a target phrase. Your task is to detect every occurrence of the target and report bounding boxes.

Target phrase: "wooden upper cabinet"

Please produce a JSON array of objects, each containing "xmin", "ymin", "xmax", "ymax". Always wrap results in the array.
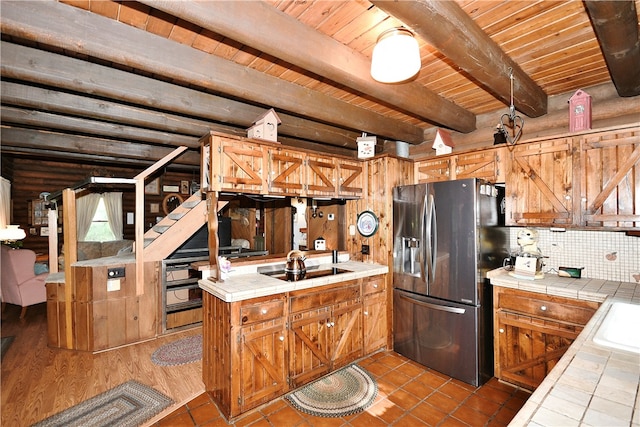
[
  {"xmin": 306, "ymin": 153, "xmax": 338, "ymax": 197},
  {"xmin": 454, "ymin": 147, "xmax": 505, "ymax": 183},
  {"xmin": 217, "ymin": 137, "xmax": 268, "ymax": 194},
  {"xmin": 268, "ymin": 148, "xmax": 305, "ymax": 196},
  {"xmin": 337, "ymin": 159, "xmax": 365, "ymax": 198},
  {"xmin": 415, "ymin": 156, "xmax": 451, "ymax": 183},
  {"xmin": 506, "ymin": 137, "xmax": 574, "ymax": 226},
  {"xmin": 578, "ymin": 126, "xmax": 640, "ymax": 229}
]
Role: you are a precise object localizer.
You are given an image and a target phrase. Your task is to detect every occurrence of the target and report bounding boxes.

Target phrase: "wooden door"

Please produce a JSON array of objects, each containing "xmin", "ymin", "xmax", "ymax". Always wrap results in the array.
[
  {"xmin": 337, "ymin": 159, "xmax": 365, "ymax": 198},
  {"xmin": 306, "ymin": 154, "xmax": 337, "ymax": 196},
  {"xmin": 363, "ymin": 276, "xmax": 387, "ymax": 354},
  {"xmin": 415, "ymin": 156, "xmax": 451, "ymax": 183},
  {"xmin": 495, "ymin": 311, "xmax": 582, "ymax": 390},
  {"xmin": 268, "ymin": 148, "xmax": 305, "ymax": 196},
  {"xmin": 217, "ymin": 136, "xmax": 267, "ymax": 194},
  {"xmin": 578, "ymin": 126, "xmax": 640, "ymax": 229},
  {"xmin": 507, "ymin": 137, "xmax": 574, "ymax": 226},
  {"xmin": 288, "ymin": 306, "xmax": 332, "ymax": 387},
  {"xmin": 454, "ymin": 148, "xmax": 505, "ymax": 183},
  {"xmin": 238, "ymin": 318, "xmax": 288, "ymax": 412},
  {"xmin": 330, "ymin": 297, "xmax": 363, "ymax": 370}
]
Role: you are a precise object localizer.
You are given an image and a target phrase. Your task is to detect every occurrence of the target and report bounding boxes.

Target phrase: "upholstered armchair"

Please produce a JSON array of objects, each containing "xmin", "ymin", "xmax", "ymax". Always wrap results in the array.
[{"xmin": 1, "ymin": 245, "xmax": 47, "ymax": 319}]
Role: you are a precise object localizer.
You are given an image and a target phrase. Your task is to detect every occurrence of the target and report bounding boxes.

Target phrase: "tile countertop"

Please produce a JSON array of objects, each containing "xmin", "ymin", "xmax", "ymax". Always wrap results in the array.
[
  {"xmin": 198, "ymin": 255, "xmax": 388, "ymax": 303},
  {"xmin": 487, "ymin": 268, "xmax": 640, "ymax": 427}
]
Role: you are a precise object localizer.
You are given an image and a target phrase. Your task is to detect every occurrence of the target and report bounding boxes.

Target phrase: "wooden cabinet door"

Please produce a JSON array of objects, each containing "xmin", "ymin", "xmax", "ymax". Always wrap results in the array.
[
  {"xmin": 306, "ymin": 154, "xmax": 337, "ymax": 196},
  {"xmin": 363, "ymin": 275, "xmax": 387, "ymax": 354},
  {"xmin": 238, "ymin": 318, "xmax": 288, "ymax": 412},
  {"xmin": 415, "ymin": 156, "xmax": 451, "ymax": 183},
  {"xmin": 454, "ymin": 148, "xmax": 505, "ymax": 183},
  {"xmin": 217, "ymin": 136, "xmax": 267, "ymax": 194},
  {"xmin": 331, "ymin": 298, "xmax": 363, "ymax": 370},
  {"xmin": 507, "ymin": 137, "xmax": 574, "ymax": 226},
  {"xmin": 288, "ymin": 306, "xmax": 332, "ymax": 387},
  {"xmin": 337, "ymin": 159, "xmax": 365, "ymax": 198},
  {"xmin": 494, "ymin": 287, "xmax": 599, "ymax": 390},
  {"xmin": 268, "ymin": 148, "xmax": 305, "ymax": 196},
  {"xmin": 578, "ymin": 126, "xmax": 640, "ymax": 229},
  {"xmin": 495, "ymin": 311, "xmax": 583, "ymax": 390}
]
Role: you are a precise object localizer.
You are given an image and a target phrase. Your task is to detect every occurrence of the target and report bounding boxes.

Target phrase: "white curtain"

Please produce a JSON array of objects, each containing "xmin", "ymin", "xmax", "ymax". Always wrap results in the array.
[
  {"xmin": 76, "ymin": 193, "xmax": 101, "ymax": 241},
  {"xmin": 0, "ymin": 177, "xmax": 10, "ymax": 228},
  {"xmin": 103, "ymin": 192, "xmax": 123, "ymax": 240}
]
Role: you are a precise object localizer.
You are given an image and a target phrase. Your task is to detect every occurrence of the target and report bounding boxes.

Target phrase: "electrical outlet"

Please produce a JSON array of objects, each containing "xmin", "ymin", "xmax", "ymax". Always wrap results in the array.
[
  {"xmin": 107, "ymin": 267, "xmax": 125, "ymax": 278},
  {"xmin": 361, "ymin": 245, "xmax": 370, "ymax": 255}
]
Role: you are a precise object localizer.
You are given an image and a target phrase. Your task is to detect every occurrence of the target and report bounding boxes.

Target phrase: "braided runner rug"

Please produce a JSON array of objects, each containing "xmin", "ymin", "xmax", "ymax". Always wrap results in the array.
[
  {"xmin": 151, "ymin": 334, "xmax": 202, "ymax": 366},
  {"xmin": 286, "ymin": 364, "xmax": 378, "ymax": 418},
  {"xmin": 32, "ymin": 380, "xmax": 172, "ymax": 427}
]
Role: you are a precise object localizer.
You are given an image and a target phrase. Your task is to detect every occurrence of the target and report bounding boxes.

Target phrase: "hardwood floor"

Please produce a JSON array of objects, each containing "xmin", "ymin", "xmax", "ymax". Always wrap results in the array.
[
  {"xmin": 1, "ymin": 302, "xmax": 529, "ymax": 427},
  {"xmin": 1, "ymin": 302, "xmax": 205, "ymax": 426}
]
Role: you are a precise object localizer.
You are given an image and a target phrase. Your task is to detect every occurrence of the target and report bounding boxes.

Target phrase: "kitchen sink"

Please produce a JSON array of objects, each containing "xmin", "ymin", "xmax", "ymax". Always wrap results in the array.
[{"xmin": 592, "ymin": 302, "xmax": 640, "ymax": 354}]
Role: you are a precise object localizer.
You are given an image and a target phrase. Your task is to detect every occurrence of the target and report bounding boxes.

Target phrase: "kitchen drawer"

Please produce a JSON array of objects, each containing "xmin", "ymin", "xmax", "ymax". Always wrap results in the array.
[
  {"xmin": 363, "ymin": 275, "xmax": 385, "ymax": 296},
  {"xmin": 496, "ymin": 288, "xmax": 599, "ymax": 325},
  {"xmin": 290, "ymin": 281, "xmax": 360, "ymax": 313},
  {"xmin": 240, "ymin": 297, "xmax": 285, "ymax": 325}
]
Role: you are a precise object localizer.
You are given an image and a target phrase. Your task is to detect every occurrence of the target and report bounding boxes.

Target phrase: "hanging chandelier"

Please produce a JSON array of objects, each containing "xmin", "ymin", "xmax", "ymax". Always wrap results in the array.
[
  {"xmin": 370, "ymin": 27, "xmax": 421, "ymax": 83},
  {"xmin": 495, "ymin": 68, "xmax": 524, "ymax": 145}
]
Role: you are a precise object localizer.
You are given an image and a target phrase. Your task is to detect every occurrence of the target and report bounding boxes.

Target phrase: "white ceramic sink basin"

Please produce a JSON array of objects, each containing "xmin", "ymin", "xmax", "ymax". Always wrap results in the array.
[{"xmin": 593, "ymin": 302, "xmax": 640, "ymax": 354}]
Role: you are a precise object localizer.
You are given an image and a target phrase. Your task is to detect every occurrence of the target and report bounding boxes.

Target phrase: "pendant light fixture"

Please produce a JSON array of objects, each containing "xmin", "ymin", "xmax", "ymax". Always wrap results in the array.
[
  {"xmin": 495, "ymin": 68, "xmax": 525, "ymax": 145},
  {"xmin": 371, "ymin": 27, "xmax": 421, "ymax": 83}
]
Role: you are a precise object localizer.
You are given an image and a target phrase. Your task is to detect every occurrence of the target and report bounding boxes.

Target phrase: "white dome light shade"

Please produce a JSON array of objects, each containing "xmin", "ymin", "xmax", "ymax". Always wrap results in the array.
[{"xmin": 371, "ymin": 28, "xmax": 421, "ymax": 83}]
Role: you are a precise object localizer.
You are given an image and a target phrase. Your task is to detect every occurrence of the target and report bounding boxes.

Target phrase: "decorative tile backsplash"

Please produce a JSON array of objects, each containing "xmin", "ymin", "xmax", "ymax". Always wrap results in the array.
[{"xmin": 508, "ymin": 228, "xmax": 640, "ymax": 283}]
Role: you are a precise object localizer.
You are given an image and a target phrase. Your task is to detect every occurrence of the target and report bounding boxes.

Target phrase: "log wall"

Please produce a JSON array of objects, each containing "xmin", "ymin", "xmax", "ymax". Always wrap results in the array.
[{"xmin": 2, "ymin": 156, "xmax": 194, "ymax": 256}]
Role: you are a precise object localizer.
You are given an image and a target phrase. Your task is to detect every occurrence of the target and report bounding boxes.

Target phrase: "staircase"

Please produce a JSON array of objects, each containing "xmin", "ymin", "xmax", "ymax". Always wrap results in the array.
[{"xmin": 142, "ymin": 191, "xmax": 207, "ymax": 261}]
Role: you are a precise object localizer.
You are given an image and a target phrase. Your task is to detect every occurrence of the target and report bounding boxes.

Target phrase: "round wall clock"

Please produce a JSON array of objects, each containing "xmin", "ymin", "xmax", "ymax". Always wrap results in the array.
[{"xmin": 356, "ymin": 210, "xmax": 379, "ymax": 237}]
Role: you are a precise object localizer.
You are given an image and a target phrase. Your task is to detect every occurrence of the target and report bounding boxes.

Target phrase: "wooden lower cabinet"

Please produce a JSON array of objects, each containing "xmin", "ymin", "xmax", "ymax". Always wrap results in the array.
[
  {"xmin": 202, "ymin": 274, "xmax": 387, "ymax": 420},
  {"xmin": 289, "ymin": 281, "xmax": 362, "ymax": 387},
  {"xmin": 363, "ymin": 275, "xmax": 387, "ymax": 354},
  {"xmin": 493, "ymin": 287, "xmax": 599, "ymax": 390}
]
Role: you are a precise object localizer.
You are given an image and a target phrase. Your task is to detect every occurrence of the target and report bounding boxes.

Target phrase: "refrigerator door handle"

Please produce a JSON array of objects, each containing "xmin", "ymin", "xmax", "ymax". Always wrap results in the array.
[
  {"xmin": 399, "ymin": 293, "xmax": 466, "ymax": 314},
  {"xmin": 419, "ymin": 194, "xmax": 427, "ymax": 282},
  {"xmin": 430, "ymin": 194, "xmax": 437, "ymax": 281},
  {"xmin": 425, "ymin": 194, "xmax": 435, "ymax": 282}
]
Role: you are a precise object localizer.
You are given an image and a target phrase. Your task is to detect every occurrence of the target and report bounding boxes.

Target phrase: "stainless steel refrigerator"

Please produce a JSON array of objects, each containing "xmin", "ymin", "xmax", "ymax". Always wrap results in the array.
[{"xmin": 392, "ymin": 178, "xmax": 507, "ymax": 386}]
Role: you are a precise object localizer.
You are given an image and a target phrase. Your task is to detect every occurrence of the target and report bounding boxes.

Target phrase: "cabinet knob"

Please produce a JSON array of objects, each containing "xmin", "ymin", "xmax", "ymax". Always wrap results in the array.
[
  {"xmin": 279, "ymin": 335, "xmax": 285, "ymax": 341},
  {"xmin": 364, "ymin": 311, "xmax": 369, "ymax": 316},
  {"xmin": 499, "ymin": 328, "xmax": 505, "ymax": 333},
  {"xmin": 373, "ymin": 284, "xmax": 378, "ymax": 288},
  {"xmin": 261, "ymin": 309, "xmax": 267, "ymax": 315},
  {"xmin": 540, "ymin": 305, "xmax": 547, "ymax": 311}
]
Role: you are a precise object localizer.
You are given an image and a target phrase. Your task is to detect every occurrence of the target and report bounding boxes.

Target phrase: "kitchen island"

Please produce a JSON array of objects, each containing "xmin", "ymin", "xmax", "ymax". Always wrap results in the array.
[
  {"xmin": 198, "ymin": 255, "xmax": 389, "ymax": 421},
  {"xmin": 488, "ymin": 268, "xmax": 640, "ymax": 426}
]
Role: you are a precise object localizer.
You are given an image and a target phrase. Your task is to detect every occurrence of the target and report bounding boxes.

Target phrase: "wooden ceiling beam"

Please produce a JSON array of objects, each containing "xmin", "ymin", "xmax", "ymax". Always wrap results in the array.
[
  {"xmin": 1, "ymin": 127, "xmax": 200, "ymax": 166},
  {"xmin": 584, "ymin": 0, "xmax": 640, "ymax": 97},
  {"xmin": 0, "ymin": 1, "xmax": 425, "ymax": 144},
  {"xmin": 371, "ymin": 0, "xmax": 548, "ymax": 118},
  {"xmin": 0, "ymin": 42, "xmax": 360, "ymax": 149},
  {"xmin": 0, "ymin": 106, "xmax": 199, "ymax": 148},
  {"xmin": 139, "ymin": 0, "xmax": 475, "ymax": 134}
]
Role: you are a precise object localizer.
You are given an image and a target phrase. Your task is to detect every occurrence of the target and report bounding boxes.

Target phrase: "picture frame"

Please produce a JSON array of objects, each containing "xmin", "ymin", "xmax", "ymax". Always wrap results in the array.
[
  {"xmin": 180, "ymin": 180, "xmax": 190, "ymax": 195},
  {"xmin": 163, "ymin": 184, "xmax": 179, "ymax": 193},
  {"xmin": 40, "ymin": 227, "xmax": 50, "ymax": 237},
  {"xmin": 150, "ymin": 203, "xmax": 160, "ymax": 213},
  {"xmin": 145, "ymin": 177, "xmax": 160, "ymax": 195}
]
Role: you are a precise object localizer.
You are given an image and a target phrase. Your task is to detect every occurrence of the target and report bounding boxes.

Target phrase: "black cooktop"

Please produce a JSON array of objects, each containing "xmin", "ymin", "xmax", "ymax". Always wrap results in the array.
[{"xmin": 261, "ymin": 267, "xmax": 350, "ymax": 282}]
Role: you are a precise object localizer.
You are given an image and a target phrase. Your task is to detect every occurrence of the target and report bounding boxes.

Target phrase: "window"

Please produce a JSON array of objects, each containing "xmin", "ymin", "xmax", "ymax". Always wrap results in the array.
[{"xmin": 84, "ymin": 198, "xmax": 116, "ymax": 242}]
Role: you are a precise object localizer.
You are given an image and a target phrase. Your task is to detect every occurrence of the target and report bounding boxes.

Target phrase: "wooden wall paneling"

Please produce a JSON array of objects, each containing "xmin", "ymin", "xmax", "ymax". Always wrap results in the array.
[{"xmin": 307, "ymin": 203, "xmax": 340, "ymax": 251}]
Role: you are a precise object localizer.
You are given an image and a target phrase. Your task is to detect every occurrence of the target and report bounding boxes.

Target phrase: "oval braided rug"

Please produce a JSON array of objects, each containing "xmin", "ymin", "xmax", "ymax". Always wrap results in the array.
[
  {"xmin": 286, "ymin": 364, "xmax": 378, "ymax": 418},
  {"xmin": 151, "ymin": 334, "xmax": 202, "ymax": 366}
]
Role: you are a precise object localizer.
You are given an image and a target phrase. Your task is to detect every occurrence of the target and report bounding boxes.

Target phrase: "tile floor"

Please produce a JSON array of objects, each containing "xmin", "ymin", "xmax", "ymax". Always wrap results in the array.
[{"xmin": 153, "ymin": 351, "xmax": 530, "ymax": 427}]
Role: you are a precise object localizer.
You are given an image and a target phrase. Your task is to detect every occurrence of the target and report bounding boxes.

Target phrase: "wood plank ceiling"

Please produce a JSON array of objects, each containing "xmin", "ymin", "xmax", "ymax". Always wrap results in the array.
[{"xmin": 1, "ymin": 0, "xmax": 639, "ymax": 168}]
